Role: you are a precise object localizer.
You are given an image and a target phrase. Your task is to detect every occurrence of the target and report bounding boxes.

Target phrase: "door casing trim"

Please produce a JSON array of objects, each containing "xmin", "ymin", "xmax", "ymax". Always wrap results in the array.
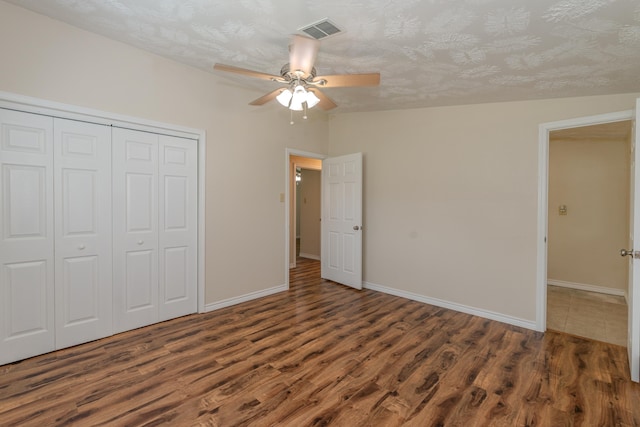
[{"xmin": 536, "ymin": 109, "xmax": 634, "ymax": 332}]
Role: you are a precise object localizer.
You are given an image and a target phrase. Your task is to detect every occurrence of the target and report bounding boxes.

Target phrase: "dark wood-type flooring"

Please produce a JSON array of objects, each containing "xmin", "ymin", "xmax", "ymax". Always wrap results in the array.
[{"xmin": 1, "ymin": 258, "xmax": 639, "ymax": 426}]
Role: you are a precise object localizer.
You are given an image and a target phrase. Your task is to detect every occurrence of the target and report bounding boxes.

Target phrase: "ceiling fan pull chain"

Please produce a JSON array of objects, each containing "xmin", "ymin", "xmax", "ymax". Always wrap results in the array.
[{"xmin": 290, "ymin": 108, "xmax": 294, "ymax": 125}]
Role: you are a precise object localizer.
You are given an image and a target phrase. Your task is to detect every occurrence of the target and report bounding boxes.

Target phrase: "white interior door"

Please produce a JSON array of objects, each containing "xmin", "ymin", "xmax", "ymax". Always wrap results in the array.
[
  {"xmin": 321, "ymin": 153, "xmax": 363, "ymax": 289},
  {"xmin": 113, "ymin": 128, "xmax": 159, "ymax": 333},
  {"xmin": 54, "ymin": 118, "xmax": 112, "ymax": 349},
  {"xmin": 628, "ymin": 98, "xmax": 640, "ymax": 382},
  {"xmin": 158, "ymin": 135, "xmax": 197, "ymax": 321},
  {"xmin": 0, "ymin": 109, "xmax": 55, "ymax": 365}
]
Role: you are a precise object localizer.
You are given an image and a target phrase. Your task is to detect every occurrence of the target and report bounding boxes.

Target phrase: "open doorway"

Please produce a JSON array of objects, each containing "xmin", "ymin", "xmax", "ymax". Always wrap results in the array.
[
  {"xmin": 286, "ymin": 150, "xmax": 365, "ymax": 290},
  {"xmin": 296, "ymin": 168, "xmax": 322, "ymax": 261},
  {"xmin": 285, "ymin": 150, "xmax": 326, "ymax": 288},
  {"xmin": 537, "ymin": 105, "xmax": 640, "ymax": 381},
  {"xmin": 546, "ymin": 121, "xmax": 632, "ymax": 346}
]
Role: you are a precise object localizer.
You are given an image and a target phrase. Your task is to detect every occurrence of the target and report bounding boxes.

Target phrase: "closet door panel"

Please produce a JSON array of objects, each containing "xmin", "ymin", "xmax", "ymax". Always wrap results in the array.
[
  {"xmin": 0, "ymin": 109, "xmax": 54, "ymax": 365},
  {"xmin": 4, "ymin": 165, "xmax": 47, "ymax": 238},
  {"xmin": 125, "ymin": 249, "xmax": 154, "ymax": 309},
  {"xmin": 159, "ymin": 135, "xmax": 197, "ymax": 320},
  {"xmin": 54, "ymin": 118, "xmax": 112, "ymax": 349},
  {"xmin": 127, "ymin": 173, "xmax": 154, "ymax": 232},
  {"xmin": 163, "ymin": 246, "xmax": 188, "ymax": 302},
  {"xmin": 113, "ymin": 128, "xmax": 159, "ymax": 333},
  {"xmin": 59, "ymin": 255, "xmax": 102, "ymax": 343}
]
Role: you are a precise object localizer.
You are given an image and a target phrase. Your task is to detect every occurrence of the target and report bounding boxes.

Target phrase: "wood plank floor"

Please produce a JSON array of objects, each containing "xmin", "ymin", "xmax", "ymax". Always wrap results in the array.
[{"xmin": 1, "ymin": 258, "xmax": 639, "ymax": 426}]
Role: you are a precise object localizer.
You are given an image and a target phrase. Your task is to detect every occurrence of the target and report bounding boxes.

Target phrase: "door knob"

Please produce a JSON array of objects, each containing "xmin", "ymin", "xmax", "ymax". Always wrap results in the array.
[
  {"xmin": 137, "ymin": 240, "xmax": 144, "ymax": 245},
  {"xmin": 621, "ymin": 249, "xmax": 637, "ymax": 258},
  {"xmin": 353, "ymin": 225, "xmax": 360, "ymax": 231},
  {"xmin": 78, "ymin": 244, "xmax": 85, "ymax": 250}
]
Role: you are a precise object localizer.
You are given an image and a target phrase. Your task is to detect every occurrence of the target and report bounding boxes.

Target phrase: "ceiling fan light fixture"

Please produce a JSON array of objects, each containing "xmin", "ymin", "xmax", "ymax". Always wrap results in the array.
[
  {"xmin": 276, "ymin": 89, "xmax": 293, "ymax": 107},
  {"xmin": 289, "ymin": 85, "xmax": 307, "ymax": 111},
  {"xmin": 215, "ymin": 33, "xmax": 380, "ymax": 114},
  {"xmin": 306, "ymin": 90, "xmax": 320, "ymax": 108},
  {"xmin": 289, "ymin": 101, "xmax": 304, "ymax": 111}
]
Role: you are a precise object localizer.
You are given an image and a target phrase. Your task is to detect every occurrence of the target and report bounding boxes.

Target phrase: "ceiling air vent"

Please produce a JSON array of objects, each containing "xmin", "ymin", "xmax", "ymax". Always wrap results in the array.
[{"xmin": 299, "ymin": 19, "xmax": 342, "ymax": 40}]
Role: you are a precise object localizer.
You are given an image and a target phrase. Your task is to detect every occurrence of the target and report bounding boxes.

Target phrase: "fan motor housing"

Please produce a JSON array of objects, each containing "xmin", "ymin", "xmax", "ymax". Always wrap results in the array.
[{"xmin": 280, "ymin": 63, "xmax": 317, "ymax": 81}]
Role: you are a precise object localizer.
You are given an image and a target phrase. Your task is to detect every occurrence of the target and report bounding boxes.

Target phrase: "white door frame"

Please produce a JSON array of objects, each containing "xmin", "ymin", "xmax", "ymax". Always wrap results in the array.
[
  {"xmin": 284, "ymin": 148, "xmax": 327, "ymax": 289},
  {"xmin": 536, "ymin": 109, "xmax": 634, "ymax": 332},
  {"xmin": 0, "ymin": 90, "xmax": 207, "ymax": 313}
]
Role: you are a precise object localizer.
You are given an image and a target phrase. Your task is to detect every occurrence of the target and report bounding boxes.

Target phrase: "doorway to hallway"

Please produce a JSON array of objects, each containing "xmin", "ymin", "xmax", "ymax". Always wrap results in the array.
[
  {"xmin": 285, "ymin": 149, "xmax": 325, "ymax": 288},
  {"xmin": 546, "ymin": 120, "xmax": 632, "ymax": 346}
]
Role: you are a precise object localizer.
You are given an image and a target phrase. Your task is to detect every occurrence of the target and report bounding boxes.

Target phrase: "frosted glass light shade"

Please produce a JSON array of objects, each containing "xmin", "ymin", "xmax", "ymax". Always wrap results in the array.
[
  {"xmin": 306, "ymin": 90, "xmax": 320, "ymax": 108},
  {"xmin": 276, "ymin": 89, "xmax": 292, "ymax": 107},
  {"xmin": 277, "ymin": 85, "xmax": 320, "ymax": 111},
  {"xmin": 289, "ymin": 85, "xmax": 307, "ymax": 111}
]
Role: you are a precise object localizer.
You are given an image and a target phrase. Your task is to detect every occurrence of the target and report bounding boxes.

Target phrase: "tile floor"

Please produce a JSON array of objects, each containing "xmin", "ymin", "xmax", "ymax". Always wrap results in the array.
[{"xmin": 547, "ymin": 285, "xmax": 627, "ymax": 347}]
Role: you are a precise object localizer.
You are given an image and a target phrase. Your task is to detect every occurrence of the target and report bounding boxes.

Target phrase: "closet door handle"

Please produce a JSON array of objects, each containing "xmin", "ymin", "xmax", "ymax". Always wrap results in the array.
[
  {"xmin": 137, "ymin": 240, "xmax": 144, "ymax": 245},
  {"xmin": 78, "ymin": 244, "xmax": 85, "ymax": 250}
]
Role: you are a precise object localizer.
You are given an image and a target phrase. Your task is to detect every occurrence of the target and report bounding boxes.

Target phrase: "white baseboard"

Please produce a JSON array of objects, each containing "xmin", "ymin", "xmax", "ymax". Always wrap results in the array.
[
  {"xmin": 547, "ymin": 279, "xmax": 625, "ymax": 297},
  {"xmin": 204, "ymin": 284, "xmax": 287, "ymax": 312},
  {"xmin": 298, "ymin": 252, "xmax": 320, "ymax": 261},
  {"xmin": 363, "ymin": 281, "xmax": 537, "ymax": 331}
]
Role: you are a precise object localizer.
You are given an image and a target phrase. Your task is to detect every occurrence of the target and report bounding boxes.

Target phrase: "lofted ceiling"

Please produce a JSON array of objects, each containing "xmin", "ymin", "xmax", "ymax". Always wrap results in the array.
[{"xmin": 5, "ymin": 0, "xmax": 640, "ymax": 113}]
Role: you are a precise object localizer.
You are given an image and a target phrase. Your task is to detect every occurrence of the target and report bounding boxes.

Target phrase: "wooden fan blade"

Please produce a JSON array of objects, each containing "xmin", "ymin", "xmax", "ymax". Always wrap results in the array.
[
  {"xmin": 313, "ymin": 73, "xmax": 380, "ymax": 88},
  {"xmin": 308, "ymin": 88, "xmax": 337, "ymax": 111},
  {"xmin": 289, "ymin": 35, "xmax": 319, "ymax": 78},
  {"xmin": 214, "ymin": 63, "xmax": 282, "ymax": 81},
  {"xmin": 249, "ymin": 88, "xmax": 285, "ymax": 106}
]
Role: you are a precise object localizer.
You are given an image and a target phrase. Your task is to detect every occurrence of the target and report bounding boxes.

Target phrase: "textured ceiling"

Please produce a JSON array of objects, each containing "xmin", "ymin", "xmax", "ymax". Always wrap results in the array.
[{"xmin": 5, "ymin": 0, "xmax": 640, "ymax": 112}]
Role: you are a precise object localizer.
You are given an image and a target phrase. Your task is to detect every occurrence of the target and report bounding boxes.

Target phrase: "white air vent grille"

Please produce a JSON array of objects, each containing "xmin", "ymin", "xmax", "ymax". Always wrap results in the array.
[{"xmin": 299, "ymin": 19, "xmax": 342, "ymax": 40}]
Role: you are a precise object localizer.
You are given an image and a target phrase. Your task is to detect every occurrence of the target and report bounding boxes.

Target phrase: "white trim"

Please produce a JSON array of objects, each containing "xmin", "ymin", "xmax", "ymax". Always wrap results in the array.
[
  {"xmin": 197, "ymin": 121, "xmax": 207, "ymax": 314},
  {"xmin": 298, "ymin": 252, "xmax": 321, "ymax": 261},
  {"xmin": 284, "ymin": 148, "xmax": 327, "ymax": 289},
  {"xmin": 537, "ymin": 109, "xmax": 634, "ymax": 332},
  {"xmin": 547, "ymin": 279, "xmax": 626, "ymax": 297},
  {"xmin": 364, "ymin": 281, "xmax": 536, "ymax": 330},
  {"xmin": 0, "ymin": 90, "xmax": 207, "ymax": 316},
  {"xmin": 204, "ymin": 284, "xmax": 287, "ymax": 312},
  {"xmin": 536, "ymin": 122, "xmax": 550, "ymax": 332},
  {"xmin": 0, "ymin": 91, "xmax": 202, "ymax": 139}
]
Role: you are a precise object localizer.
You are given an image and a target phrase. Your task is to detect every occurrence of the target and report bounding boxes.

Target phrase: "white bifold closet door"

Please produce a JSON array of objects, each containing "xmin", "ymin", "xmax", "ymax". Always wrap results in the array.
[
  {"xmin": 53, "ymin": 118, "xmax": 112, "ymax": 349},
  {"xmin": 0, "ymin": 111, "xmax": 112, "ymax": 364},
  {"xmin": 112, "ymin": 128, "xmax": 197, "ymax": 334},
  {"xmin": 0, "ymin": 110, "xmax": 55, "ymax": 365},
  {"xmin": 158, "ymin": 135, "xmax": 198, "ymax": 321},
  {"xmin": 1, "ymin": 109, "xmax": 197, "ymax": 365}
]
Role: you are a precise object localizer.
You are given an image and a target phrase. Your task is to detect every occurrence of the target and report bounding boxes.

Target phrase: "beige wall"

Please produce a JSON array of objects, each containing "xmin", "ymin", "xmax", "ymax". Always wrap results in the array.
[
  {"xmin": 548, "ymin": 136, "xmax": 630, "ymax": 291},
  {"xmin": 328, "ymin": 93, "xmax": 639, "ymax": 322},
  {"xmin": 0, "ymin": 2, "xmax": 329, "ymax": 305},
  {"xmin": 299, "ymin": 169, "xmax": 321, "ymax": 258}
]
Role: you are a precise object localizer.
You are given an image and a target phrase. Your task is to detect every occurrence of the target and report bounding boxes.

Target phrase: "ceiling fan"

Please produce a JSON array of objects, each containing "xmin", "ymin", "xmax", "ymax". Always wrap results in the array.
[{"xmin": 213, "ymin": 35, "xmax": 380, "ymax": 113}]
